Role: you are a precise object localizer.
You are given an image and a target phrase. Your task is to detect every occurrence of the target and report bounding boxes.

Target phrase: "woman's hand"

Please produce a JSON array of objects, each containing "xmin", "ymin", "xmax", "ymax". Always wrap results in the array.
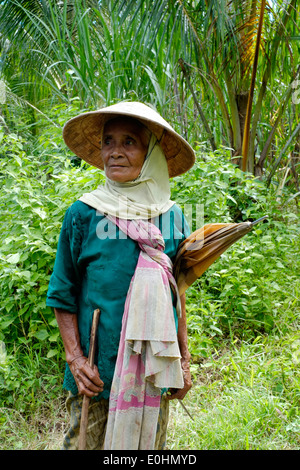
[
  {"xmin": 166, "ymin": 356, "xmax": 192, "ymax": 401},
  {"xmin": 68, "ymin": 355, "xmax": 104, "ymax": 398},
  {"xmin": 54, "ymin": 308, "xmax": 104, "ymax": 398}
]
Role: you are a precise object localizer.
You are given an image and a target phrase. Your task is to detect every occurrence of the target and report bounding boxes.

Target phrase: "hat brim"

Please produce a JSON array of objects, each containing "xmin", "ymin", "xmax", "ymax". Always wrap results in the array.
[{"xmin": 62, "ymin": 101, "xmax": 195, "ymax": 177}]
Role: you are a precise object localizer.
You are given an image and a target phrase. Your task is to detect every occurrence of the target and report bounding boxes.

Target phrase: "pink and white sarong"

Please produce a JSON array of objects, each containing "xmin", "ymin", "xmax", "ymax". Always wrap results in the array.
[{"xmin": 103, "ymin": 217, "xmax": 184, "ymax": 450}]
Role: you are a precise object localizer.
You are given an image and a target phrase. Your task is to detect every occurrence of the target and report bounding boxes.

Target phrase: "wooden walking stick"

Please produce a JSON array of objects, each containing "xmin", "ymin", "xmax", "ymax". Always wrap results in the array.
[{"xmin": 78, "ymin": 308, "xmax": 101, "ymax": 450}]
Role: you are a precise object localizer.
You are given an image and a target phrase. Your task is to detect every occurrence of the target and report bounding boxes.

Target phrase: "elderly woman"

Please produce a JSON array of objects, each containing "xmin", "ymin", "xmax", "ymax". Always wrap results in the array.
[{"xmin": 46, "ymin": 102, "xmax": 195, "ymax": 450}]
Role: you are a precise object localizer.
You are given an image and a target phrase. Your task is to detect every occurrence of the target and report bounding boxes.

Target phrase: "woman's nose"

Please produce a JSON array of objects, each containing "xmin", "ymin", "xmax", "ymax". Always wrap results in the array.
[{"xmin": 110, "ymin": 143, "xmax": 124, "ymax": 158}]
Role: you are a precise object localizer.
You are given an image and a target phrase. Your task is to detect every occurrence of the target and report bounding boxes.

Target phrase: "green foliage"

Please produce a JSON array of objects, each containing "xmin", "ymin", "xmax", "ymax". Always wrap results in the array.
[
  {"xmin": 171, "ymin": 146, "xmax": 270, "ymax": 226},
  {"xmin": 171, "ymin": 148, "xmax": 300, "ymax": 359},
  {"xmin": 0, "ymin": 0, "xmax": 299, "ymax": 188},
  {"xmin": 168, "ymin": 332, "xmax": 300, "ymax": 450},
  {"xmin": 0, "ymin": 0, "xmax": 299, "ymax": 450},
  {"xmin": 0, "ymin": 128, "xmax": 105, "ymax": 407},
  {"xmin": 0, "ymin": 119, "xmax": 299, "ymax": 451}
]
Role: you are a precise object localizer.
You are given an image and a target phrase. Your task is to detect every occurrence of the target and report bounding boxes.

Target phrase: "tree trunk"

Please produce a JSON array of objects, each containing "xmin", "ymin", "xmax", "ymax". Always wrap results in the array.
[{"xmin": 231, "ymin": 91, "xmax": 249, "ymax": 167}]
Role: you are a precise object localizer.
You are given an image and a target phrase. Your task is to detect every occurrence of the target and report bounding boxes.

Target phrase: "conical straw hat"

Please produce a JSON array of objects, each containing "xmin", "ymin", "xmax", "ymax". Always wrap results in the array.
[{"xmin": 63, "ymin": 101, "xmax": 195, "ymax": 177}]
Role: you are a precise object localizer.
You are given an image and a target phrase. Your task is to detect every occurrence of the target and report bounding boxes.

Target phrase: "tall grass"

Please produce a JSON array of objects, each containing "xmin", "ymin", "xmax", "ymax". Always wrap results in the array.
[{"xmin": 168, "ymin": 333, "xmax": 300, "ymax": 450}]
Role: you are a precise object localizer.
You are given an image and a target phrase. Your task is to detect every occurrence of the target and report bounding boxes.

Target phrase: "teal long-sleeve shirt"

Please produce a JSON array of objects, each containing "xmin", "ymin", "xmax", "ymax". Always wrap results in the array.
[{"xmin": 46, "ymin": 200, "xmax": 190, "ymax": 400}]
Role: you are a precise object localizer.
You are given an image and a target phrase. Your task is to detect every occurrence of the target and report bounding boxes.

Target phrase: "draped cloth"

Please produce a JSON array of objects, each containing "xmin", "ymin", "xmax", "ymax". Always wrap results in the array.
[{"xmin": 103, "ymin": 216, "xmax": 184, "ymax": 450}]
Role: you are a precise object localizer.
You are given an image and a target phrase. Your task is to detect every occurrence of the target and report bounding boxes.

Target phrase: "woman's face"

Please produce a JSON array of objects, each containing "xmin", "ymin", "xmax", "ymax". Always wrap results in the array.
[{"xmin": 101, "ymin": 117, "xmax": 150, "ymax": 183}]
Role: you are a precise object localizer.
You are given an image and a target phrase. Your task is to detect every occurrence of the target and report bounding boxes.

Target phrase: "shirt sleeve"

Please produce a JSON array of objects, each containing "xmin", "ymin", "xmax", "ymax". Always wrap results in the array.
[{"xmin": 46, "ymin": 205, "xmax": 83, "ymax": 313}]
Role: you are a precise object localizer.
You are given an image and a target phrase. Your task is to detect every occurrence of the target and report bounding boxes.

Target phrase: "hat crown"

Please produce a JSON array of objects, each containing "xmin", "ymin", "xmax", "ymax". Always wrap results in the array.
[{"xmin": 99, "ymin": 101, "xmax": 173, "ymax": 131}]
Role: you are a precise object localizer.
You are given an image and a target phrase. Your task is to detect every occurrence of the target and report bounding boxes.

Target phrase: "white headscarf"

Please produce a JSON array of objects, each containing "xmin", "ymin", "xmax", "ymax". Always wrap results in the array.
[{"xmin": 79, "ymin": 134, "xmax": 175, "ymax": 219}]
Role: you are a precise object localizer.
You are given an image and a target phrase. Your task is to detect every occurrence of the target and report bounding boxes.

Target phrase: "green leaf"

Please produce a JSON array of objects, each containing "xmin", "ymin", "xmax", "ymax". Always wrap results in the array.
[
  {"xmin": 0, "ymin": 317, "xmax": 17, "ymax": 330},
  {"xmin": 47, "ymin": 349, "xmax": 59, "ymax": 358},
  {"xmin": 6, "ymin": 253, "xmax": 20, "ymax": 264},
  {"xmin": 33, "ymin": 329, "xmax": 49, "ymax": 341},
  {"xmin": 49, "ymin": 332, "xmax": 60, "ymax": 342}
]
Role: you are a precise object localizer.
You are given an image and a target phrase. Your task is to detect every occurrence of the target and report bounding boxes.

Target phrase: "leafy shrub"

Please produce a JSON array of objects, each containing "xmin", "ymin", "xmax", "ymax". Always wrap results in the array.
[
  {"xmin": 0, "ymin": 130, "xmax": 104, "ymax": 406},
  {"xmin": 171, "ymin": 148, "xmax": 300, "ymax": 359},
  {"xmin": 171, "ymin": 146, "xmax": 270, "ymax": 227}
]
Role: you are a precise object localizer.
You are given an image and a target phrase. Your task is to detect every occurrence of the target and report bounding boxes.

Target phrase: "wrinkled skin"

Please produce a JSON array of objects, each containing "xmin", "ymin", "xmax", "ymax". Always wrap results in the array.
[{"xmin": 101, "ymin": 117, "xmax": 149, "ymax": 183}]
